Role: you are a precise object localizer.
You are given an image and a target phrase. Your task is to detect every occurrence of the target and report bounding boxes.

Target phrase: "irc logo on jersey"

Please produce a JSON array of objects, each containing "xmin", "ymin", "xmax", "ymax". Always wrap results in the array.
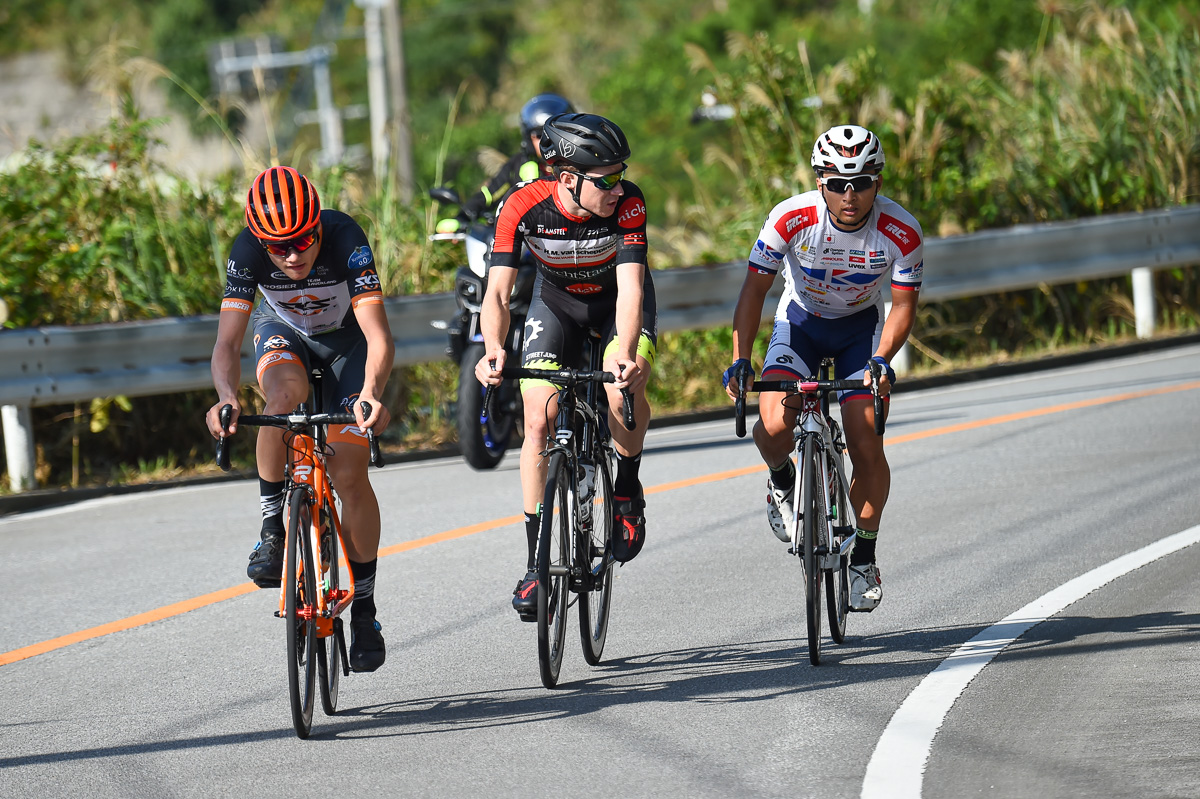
[
  {"xmin": 878, "ymin": 214, "xmax": 921, "ymax": 256},
  {"xmin": 280, "ymin": 294, "xmax": 334, "ymax": 316},
  {"xmin": 348, "ymin": 246, "xmax": 374, "ymax": 269},
  {"xmin": 774, "ymin": 207, "xmax": 817, "ymax": 240}
]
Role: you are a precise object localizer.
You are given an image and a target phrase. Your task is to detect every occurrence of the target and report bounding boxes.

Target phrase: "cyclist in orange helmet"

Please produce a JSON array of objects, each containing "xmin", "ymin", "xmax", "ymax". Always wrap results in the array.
[{"xmin": 205, "ymin": 165, "xmax": 395, "ymax": 672}]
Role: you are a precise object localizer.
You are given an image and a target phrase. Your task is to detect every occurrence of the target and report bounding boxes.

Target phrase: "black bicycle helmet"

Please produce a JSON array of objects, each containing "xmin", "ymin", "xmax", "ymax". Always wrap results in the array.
[
  {"xmin": 520, "ymin": 93, "xmax": 574, "ymax": 139},
  {"xmin": 540, "ymin": 113, "xmax": 631, "ymax": 169}
]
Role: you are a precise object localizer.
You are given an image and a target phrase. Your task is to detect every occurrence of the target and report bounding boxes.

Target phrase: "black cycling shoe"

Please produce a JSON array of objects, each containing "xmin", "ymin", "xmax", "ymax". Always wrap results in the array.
[
  {"xmin": 349, "ymin": 615, "xmax": 386, "ymax": 672},
  {"xmin": 512, "ymin": 571, "xmax": 538, "ymax": 621},
  {"xmin": 247, "ymin": 526, "xmax": 284, "ymax": 588},
  {"xmin": 612, "ymin": 492, "xmax": 646, "ymax": 564}
]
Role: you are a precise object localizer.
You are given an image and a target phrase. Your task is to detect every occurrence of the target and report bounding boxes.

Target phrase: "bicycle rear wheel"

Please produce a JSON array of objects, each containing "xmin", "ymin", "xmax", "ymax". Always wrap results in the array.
[
  {"xmin": 826, "ymin": 456, "xmax": 850, "ymax": 645},
  {"xmin": 537, "ymin": 452, "xmax": 572, "ymax": 688},
  {"xmin": 318, "ymin": 505, "xmax": 342, "ymax": 716},
  {"xmin": 800, "ymin": 437, "xmax": 825, "ymax": 665},
  {"xmin": 579, "ymin": 448, "xmax": 614, "ymax": 665},
  {"xmin": 285, "ymin": 489, "xmax": 318, "ymax": 737}
]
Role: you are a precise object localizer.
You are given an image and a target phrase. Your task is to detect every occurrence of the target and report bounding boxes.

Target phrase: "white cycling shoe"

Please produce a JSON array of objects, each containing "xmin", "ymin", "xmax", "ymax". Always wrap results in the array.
[
  {"xmin": 766, "ymin": 478, "xmax": 793, "ymax": 543},
  {"xmin": 849, "ymin": 563, "xmax": 883, "ymax": 611}
]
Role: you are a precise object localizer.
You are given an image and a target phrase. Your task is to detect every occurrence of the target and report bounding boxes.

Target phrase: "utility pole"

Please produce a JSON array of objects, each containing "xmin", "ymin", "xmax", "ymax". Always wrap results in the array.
[
  {"xmin": 383, "ymin": 0, "xmax": 414, "ymax": 203},
  {"xmin": 357, "ymin": 0, "xmax": 390, "ymax": 182}
]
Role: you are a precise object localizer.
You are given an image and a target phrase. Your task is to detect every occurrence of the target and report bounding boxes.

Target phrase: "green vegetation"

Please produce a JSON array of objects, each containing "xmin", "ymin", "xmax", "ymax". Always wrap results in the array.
[{"xmin": 1, "ymin": 0, "xmax": 1198, "ymax": 490}]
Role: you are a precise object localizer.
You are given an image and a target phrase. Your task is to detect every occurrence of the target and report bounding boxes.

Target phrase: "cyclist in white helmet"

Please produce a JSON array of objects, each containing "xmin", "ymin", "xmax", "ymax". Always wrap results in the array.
[{"xmin": 722, "ymin": 124, "xmax": 924, "ymax": 612}]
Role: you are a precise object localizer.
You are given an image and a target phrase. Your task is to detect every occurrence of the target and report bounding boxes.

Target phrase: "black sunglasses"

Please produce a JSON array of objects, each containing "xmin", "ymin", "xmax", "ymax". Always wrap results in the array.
[
  {"xmin": 569, "ymin": 168, "xmax": 626, "ymax": 191},
  {"xmin": 822, "ymin": 174, "xmax": 878, "ymax": 194}
]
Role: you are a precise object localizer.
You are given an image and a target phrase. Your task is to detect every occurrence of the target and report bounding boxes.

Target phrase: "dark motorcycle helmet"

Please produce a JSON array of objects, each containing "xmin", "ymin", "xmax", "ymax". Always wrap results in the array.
[
  {"xmin": 539, "ymin": 113, "xmax": 631, "ymax": 169},
  {"xmin": 519, "ymin": 93, "xmax": 574, "ymax": 139}
]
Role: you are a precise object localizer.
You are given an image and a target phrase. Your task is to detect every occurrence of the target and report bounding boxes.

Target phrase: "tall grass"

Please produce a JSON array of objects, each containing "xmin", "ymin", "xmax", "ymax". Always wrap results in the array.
[{"xmin": 3, "ymin": 2, "xmax": 1198, "ymax": 490}]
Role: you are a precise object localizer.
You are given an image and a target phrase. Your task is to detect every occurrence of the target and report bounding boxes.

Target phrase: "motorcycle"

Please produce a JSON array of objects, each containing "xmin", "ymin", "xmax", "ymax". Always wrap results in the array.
[{"xmin": 429, "ymin": 186, "xmax": 535, "ymax": 470}]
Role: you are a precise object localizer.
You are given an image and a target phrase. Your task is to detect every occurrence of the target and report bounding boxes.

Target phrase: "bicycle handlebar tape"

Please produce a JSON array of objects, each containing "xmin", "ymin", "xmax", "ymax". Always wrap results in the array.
[
  {"xmin": 360, "ymin": 402, "xmax": 385, "ymax": 468},
  {"xmin": 868, "ymin": 361, "xmax": 885, "ymax": 436},
  {"xmin": 621, "ymin": 389, "xmax": 636, "ymax": 431},
  {"xmin": 735, "ymin": 393, "xmax": 746, "ymax": 439},
  {"xmin": 216, "ymin": 404, "xmax": 232, "ymax": 472}
]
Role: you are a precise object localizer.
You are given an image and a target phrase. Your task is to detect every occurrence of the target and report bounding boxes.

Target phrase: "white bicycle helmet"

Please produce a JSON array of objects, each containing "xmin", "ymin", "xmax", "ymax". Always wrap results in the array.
[{"xmin": 811, "ymin": 125, "xmax": 885, "ymax": 175}]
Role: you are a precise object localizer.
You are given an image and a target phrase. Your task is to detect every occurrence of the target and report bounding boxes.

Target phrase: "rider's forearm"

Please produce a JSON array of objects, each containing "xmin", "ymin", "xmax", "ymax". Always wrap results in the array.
[
  {"xmin": 480, "ymin": 292, "xmax": 510, "ymax": 356},
  {"xmin": 731, "ymin": 281, "xmax": 770, "ymax": 362},
  {"xmin": 615, "ymin": 282, "xmax": 643, "ymax": 363},
  {"xmin": 362, "ymin": 340, "xmax": 395, "ymax": 399},
  {"xmin": 876, "ymin": 293, "xmax": 918, "ymax": 362},
  {"xmin": 210, "ymin": 343, "xmax": 243, "ymax": 403}
]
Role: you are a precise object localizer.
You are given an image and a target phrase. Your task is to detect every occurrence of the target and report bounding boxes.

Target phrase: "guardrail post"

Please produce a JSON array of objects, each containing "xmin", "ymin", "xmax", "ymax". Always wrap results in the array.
[
  {"xmin": 1132, "ymin": 267, "xmax": 1155, "ymax": 339},
  {"xmin": 2, "ymin": 403, "xmax": 37, "ymax": 491},
  {"xmin": 883, "ymin": 300, "xmax": 912, "ymax": 375}
]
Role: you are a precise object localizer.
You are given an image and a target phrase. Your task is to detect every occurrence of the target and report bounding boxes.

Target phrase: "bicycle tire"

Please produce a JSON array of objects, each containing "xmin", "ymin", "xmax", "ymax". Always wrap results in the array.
[
  {"xmin": 457, "ymin": 342, "xmax": 516, "ymax": 470},
  {"xmin": 579, "ymin": 446, "xmax": 614, "ymax": 665},
  {"xmin": 537, "ymin": 452, "xmax": 571, "ymax": 688},
  {"xmin": 801, "ymin": 436, "xmax": 824, "ymax": 666},
  {"xmin": 318, "ymin": 505, "xmax": 341, "ymax": 716},
  {"xmin": 285, "ymin": 489, "xmax": 318, "ymax": 737},
  {"xmin": 826, "ymin": 455, "xmax": 850, "ymax": 645}
]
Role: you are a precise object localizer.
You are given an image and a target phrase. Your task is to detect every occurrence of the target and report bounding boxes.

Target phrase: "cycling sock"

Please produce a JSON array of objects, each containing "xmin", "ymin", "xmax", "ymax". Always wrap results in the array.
[
  {"xmin": 524, "ymin": 510, "xmax": 540, "ymax": 571},
  {"xmin": 852, "ymin": 527, "xmax": 877, "ymax": 565},
  {"xmin": 614, "ymin": 451, "xmax": 643, "ymax": 500},
  {"xmin": 350, "ymin": 558, "xmax": 378, "ymax": 620},
  {"xmin": 259, "ymin": 479, "xmax": 285, "ymax": 530},
  {"xmin": 769, "ymin": 458, "xmax": 796, "ymax": 491}
]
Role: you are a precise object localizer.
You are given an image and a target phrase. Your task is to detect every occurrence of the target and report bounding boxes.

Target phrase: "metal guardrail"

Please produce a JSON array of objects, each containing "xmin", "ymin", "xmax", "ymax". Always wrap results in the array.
[{"xmin": 3, "ymin": 205, "xmax": 1199, "ymax": 489}]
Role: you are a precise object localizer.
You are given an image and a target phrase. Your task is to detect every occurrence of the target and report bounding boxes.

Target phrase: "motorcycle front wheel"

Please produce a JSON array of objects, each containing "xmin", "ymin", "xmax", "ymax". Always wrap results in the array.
[{"xmin": 457, "ymin": 342, "xmax": 518, "ymax": 470}]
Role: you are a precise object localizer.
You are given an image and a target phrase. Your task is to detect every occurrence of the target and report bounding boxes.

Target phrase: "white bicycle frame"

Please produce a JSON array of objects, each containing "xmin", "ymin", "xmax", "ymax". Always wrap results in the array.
[{"xmin": 786, "ymin": 389, "xmax": 857, "ymax": 570}]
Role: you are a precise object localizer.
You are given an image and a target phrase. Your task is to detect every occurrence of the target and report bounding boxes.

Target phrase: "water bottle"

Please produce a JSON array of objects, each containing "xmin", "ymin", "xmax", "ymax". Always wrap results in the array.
[
  {"xmin": 319, "ymin": 507, "xmax": 332, "ymax": 572},
  {"xmin": 579, "ymin": 460, "xmax": 596, "ymax": 522}
]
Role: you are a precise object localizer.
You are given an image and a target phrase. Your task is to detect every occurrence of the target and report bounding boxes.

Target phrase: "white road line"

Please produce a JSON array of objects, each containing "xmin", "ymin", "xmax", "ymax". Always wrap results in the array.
[{"xmin": 861, "ymin": 524, "xmax": 1200, "ymax": 799}]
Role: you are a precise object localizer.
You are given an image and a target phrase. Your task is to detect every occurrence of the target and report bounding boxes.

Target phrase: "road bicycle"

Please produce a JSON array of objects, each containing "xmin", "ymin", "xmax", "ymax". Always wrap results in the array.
[
  {"xmin": 216, "ymin": 368, "xmax": 383, "ymax": 738},
  {"xmin": 733, "ymin": 359, "xmax": 884, "ymax": 665},
  {"xmin": 486, "ymin": 332, "xmax": 635, "ymax": 688}
]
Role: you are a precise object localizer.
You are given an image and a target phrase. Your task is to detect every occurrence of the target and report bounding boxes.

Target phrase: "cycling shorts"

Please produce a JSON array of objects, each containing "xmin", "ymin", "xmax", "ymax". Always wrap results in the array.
[
  {"xmin": 519, "ymin": 275, "xmax": 658, "ymax": 391},
  {"xmin": 251, "ymin": 305, "xmax": 372, "ymax": 448},
  {"xmin": 762, "ymin": 304, "xmax": 883, "ymax": 404}
]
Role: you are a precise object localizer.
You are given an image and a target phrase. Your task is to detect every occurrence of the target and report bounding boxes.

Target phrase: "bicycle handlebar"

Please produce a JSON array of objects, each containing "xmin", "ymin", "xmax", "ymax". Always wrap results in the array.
[
  {"xmin": 481, "ymin": 366, "xmax": 636, "ymax": 431},
  {"xmin": 215, "ymin": 403, "xmax": 384, "ymax": 471},
  {"xmin": 733, "ymin": 376, "xmax": 886, "ymax": 438}
]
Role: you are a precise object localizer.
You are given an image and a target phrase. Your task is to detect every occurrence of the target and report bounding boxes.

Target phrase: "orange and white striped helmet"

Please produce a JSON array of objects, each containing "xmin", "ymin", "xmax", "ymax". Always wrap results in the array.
[{"xmin": 244, "ymin": 166, "xmax": 321, "ymax": 241}]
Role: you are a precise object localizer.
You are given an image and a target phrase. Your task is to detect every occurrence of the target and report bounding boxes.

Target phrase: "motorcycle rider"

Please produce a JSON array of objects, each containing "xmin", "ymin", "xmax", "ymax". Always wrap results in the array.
[{"xmin": 436, "ymin": 93, "xmax": 574, "ymax": 233}]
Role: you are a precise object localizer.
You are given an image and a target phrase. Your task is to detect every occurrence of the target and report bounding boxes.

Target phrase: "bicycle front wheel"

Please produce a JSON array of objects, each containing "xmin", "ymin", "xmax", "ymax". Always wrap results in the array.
[
  {"xmin": 537, "ymin": 452, "xmax": 572, "ymax": 688},
  {"xmin": 579, "ymin": 449, "xmax": 614, "ymax": 665},
  {"xmin": 285, "ymin": 489, "xmax": 318, "ymax": 737},
  {"xmin": 800, "ymin": 436, "xmax": 825, "ymax": 666},
  {"xmin": 826, "ymin": 457, "xmax": 850, "ymax": 645}
]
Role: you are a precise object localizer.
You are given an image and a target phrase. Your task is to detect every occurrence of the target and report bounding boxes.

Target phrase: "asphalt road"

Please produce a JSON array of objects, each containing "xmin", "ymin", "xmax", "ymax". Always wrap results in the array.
[{"xmin": 3, "ymin": 344, "xmax": 1198, "ymax": 798}]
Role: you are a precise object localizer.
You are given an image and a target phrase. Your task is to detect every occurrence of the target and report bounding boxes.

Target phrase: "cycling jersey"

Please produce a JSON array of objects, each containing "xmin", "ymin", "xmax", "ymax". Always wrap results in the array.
[
  {"xmin": 747, "ymin": 191, "xmax": 923, "ymax": 323},
  {"xmin": 221, "ymin": 209, "xmax": 384, "ymax": 336},
  {"xmin": 491, "ymin": 178, "xmax": 649, "ymax": 299}
]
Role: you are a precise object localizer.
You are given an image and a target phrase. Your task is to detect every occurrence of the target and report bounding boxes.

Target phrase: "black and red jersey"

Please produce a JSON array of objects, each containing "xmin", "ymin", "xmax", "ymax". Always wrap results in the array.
[
  {"xmin": 490, "ymin": 179, "xmax": 649, "ymax": 299},
  {"xmin": 221, "ymin": 209, "xmax": 384, "ymax": 336}
]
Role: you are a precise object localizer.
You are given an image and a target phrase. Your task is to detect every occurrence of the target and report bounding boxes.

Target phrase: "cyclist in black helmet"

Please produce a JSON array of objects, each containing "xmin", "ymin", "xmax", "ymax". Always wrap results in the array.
[
  {"xmin": 436, "ymin": 93, "xmax": 574, "ymax": 233},
  {"xmin": 476, "ymin": 112, "xmax": 658, "ymax": 620}
]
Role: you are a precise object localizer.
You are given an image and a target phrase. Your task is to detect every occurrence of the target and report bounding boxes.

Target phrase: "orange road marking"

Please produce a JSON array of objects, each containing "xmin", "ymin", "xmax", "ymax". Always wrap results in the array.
[
  {"xmin": 4, "ymin": 379, "xmax": 1198, "ymax": 667},
  {"xmin": 0, "ymin": 585, "xmax": 258, "ymax": 667}
]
